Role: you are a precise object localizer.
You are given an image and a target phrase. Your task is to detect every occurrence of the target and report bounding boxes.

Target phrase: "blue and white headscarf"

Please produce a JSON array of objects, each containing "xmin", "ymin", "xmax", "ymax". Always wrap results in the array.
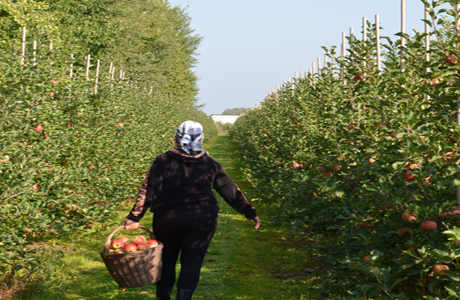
[{"xmin": 175, "ymin": 121, "xmax": 204, "ymax": 155}]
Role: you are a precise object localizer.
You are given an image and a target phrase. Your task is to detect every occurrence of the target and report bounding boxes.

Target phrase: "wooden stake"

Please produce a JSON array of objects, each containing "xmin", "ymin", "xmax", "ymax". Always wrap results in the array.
[{"xmin": 375, "ymin": 14, "xmax": 381, "ymax": 70}]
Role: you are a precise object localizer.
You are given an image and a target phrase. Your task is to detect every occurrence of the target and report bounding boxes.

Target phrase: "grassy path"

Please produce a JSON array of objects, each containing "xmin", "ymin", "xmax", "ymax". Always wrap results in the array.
[{"xmin": 13, "ymin": 133, "xmax": 317, "ymax": 300}]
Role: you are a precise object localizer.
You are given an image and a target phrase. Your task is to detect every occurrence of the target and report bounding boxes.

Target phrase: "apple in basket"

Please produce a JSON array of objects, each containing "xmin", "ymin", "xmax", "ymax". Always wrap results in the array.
[
  {"xmin": 147, "ymin": 239, "xmax": 159, "ymax": 248},
  {"xmin": 111, "ymin": 238, "xmax": 125, "ymax": 249},
  {"xmin": 123, "ymin": 243, "xmax": 138, "ymax": 252},
  {"xmin": 118, "ymin": 236, "xmax": 130, "ymax": 244},
  {"xmin": 132, "ymin": 235, "xmax": 148, "ymax": 244},
  {"xmin": 137, "ymin": 243, "xmax": 149, "ymax": 251}
]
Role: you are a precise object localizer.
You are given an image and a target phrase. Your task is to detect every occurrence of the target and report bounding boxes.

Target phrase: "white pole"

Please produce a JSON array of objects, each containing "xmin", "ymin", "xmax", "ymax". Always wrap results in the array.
[
  {"xmin": 425, "ymin": 7, "xmax": 430, "ymax": 73},
  {"xmin": 109, "ymin": 61, "xmax": 113, "ymax": 77},
  {"xmin": 401, "ymin": 0, "xmax": 406, "ymax": 71},
  {"xmin": 363, "ymin": 17, "xmax": 367, "ymax": 41},
  {"xmin": 95, "ymin": 59, "xmax": 100, "ymax": 95},
  {"xmin": 32, "ymin": 41, "xmax": 37, "ymax": 66},
  {"xmin": 455, "ymin": 3, "xmax": 460, "ymax": 205},
  {"xmin": 85, "ymin": 55, "xmax": 91, "ymax": 80},
  {"xmin": 375, "ymin": 14, "xmax": 381, "ymax": 70},
  {"xmin": 341, "ymin": 32, "xmax": 346, "ymax": 76},
  {"xmin": 317, "ymin": 57, "xmax": 321, "ymax": 75},
  {"xmin": 21, "ymin": 27, "xmax": 26, "ymax": 65},
  {"xmin": 70, "ymin": 54, "xmax": 74, "ymax": 80}
]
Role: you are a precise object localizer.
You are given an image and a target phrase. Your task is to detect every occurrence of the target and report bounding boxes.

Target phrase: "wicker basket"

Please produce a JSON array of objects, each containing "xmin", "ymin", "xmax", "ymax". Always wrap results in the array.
[{"xmin": 100, "ymin": 225, "xmax": 163, "ymax": 288}]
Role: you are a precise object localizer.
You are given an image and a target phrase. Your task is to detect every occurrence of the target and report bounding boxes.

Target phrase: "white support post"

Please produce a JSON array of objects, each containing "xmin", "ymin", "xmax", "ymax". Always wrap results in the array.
[
  {"xmin": 455, "ymin": 3, "xmax": 460, "ymax": 205},
  {"xmin": 95, "ymin": 59, "xmax": 101, "ymax": 95},
  {"xmin": 33, "ymin": 41, "xmax": 37, "ymax": 66},
  {"xmin": 401, "ymin": 0, "xmax": 406, "ymax": 71},
  {"xmin": 425, "ymin": 8, "xmax": 430, "ymax": 73},
  {"xmin": 70, "ymin": 54, "xmax": 74, "ymax": 80},
  {"xmin": 21, "ymin": 27, "xmax": 26, "ymax": 66},
  {"xmin": 375, "ymin": 14, "xmax": 381, "ymax": 71},
  {"xmin": 85, "ymin": 55, "xmax": 91, "ymax": 80},
  {"xmin": 363, "ymin": 17, "xmax": 367, "ymax": 41},
  {"xmin": 340, "ymin": 32, "xmax": 346, "ymax": 77}
]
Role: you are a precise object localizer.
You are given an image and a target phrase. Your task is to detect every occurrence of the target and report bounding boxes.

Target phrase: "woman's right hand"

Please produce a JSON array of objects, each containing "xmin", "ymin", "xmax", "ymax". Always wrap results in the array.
[
  {"xmin": 247, "ymin": 216, "xmax": 261, "ymax": 230},
  {"xmin": 122, "ymin": 218, "xmax": 140, "ymax": 230}
]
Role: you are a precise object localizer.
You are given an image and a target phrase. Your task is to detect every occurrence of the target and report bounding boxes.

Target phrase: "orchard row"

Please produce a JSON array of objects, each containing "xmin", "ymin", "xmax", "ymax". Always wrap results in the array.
[
  {"xmin": 231, "ymin": 1, "xmax": 460, "ymax": 299},
  {"xmin": 0, "ymin": 34, "xmax": 216, "ymax": 292}
]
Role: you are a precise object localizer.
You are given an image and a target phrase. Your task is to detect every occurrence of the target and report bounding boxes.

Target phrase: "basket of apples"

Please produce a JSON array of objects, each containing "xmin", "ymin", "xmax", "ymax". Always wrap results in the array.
[{"xmin": 100, "ymin": 225, "xmax": 163, "ymax": 288}]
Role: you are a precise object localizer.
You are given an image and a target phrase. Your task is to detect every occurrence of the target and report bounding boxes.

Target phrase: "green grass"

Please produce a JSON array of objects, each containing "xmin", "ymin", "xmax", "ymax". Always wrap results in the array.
[{"xmin": 11, "ymin": 132, "xmax": 320, "ymax": 300}]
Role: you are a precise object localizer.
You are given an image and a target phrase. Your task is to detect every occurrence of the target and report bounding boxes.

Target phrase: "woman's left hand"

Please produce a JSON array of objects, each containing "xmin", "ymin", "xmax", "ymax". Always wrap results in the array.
[
  {"xmin": 122, "ymin": 218, "xmax": 140, "ymax": 230},
  {"xmin": 247, "ymin": 216, "xmax": 261, "ymax": 230}
]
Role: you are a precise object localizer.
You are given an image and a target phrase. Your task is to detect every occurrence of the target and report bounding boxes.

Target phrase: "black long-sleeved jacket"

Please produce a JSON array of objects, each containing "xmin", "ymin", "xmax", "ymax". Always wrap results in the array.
[{"xmin": 126, "ymin": 148, "xmax": 257, "ymax": 222}]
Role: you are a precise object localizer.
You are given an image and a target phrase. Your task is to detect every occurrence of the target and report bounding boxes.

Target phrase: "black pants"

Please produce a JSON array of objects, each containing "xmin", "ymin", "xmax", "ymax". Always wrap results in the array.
[{"xmin": 153, "ymin": 210, "xmax": 218, "ymax": 290}]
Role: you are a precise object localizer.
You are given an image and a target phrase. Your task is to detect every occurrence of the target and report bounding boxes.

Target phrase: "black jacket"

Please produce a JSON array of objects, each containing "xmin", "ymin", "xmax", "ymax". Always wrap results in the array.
[{"xmin": 126, "ymin": 148, "xmax": 257, "ymax": 222}]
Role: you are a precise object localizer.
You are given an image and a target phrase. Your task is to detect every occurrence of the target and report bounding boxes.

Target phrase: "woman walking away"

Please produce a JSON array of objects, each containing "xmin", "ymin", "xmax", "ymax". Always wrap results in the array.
[{"xmin": 122, "ymin": 120, "xmax": 260, "ymax": 300}]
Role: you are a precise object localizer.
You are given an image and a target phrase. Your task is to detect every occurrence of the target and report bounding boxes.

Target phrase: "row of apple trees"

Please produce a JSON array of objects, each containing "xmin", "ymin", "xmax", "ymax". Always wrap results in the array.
[
  {"xmin": 0, "ymin": 3, "xmax": 217, "ymax": 294},
  {"xmin": 230, "ymin": 1, "xmax": 460, "ymax": 299}
]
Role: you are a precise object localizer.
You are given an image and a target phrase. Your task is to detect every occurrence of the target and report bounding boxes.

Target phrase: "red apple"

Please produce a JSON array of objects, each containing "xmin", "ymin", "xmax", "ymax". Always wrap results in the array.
[
  {"xmin": 118, "ymin": 236, "xmax": 130, "ymax": 244},
  {"xmin": 432, "ymin": 264, "xmax": 449, "ymax": 276},
  {"xmin": 123, "ymin": 243, "xmax": 138, "ymax": 252},
  {"xmin": 49, "ymin": 91, "xmax": 55, "ymax": 98},
  {"xmin": 444, "ymin": 55, "xmax": 457, "ymax": 65},
  {"xmin": 431, "ymin": 78, "xmax": 440, "ymax": 86},
  {"xmin": 137, "ymin": 243, "xmax": 149, "ymax": 251},
  {"xmin": 404, "ymin": 170, "xmax": 415, "ymax": 181},
  {"xmin": 421, "ymin": 220, "xmax": 437, "ymax": 230},
  {"xmin": 147, "ymin": 239, "xmax": 159, "ymax": 248},
  {"xmin": 316, "ymin": 166, "xmax": 327, "ymax": 172},
  {"xmin": 34, "ymin": 125, "xmax": 43, "ymax": 132},
  {"xmin": 353, "ymin": 75, "xmax": 364, "ymax": 82},
  {"xmin": 292, "ymin": 162, "xmax": 301, "ymax": 169},
  {"xmin": 132, "ymin": 235, "xmax": 148, "ymax": 245},
  {"xmin": 116, "ymin": 123, "xmax": 124, "ymax": 128},
  {"xmin": 402, "ymin": 211, "xmax": 418, "ymax": 222},
  {"xmin": 111, "ymin": 238, "xmax": 124, "ymax": 249}
]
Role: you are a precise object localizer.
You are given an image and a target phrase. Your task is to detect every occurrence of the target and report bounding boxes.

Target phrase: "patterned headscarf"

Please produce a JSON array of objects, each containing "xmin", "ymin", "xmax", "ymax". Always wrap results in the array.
[{"xmin": 175, "ymin": 121, "xmax": 204, "ymax": 154}]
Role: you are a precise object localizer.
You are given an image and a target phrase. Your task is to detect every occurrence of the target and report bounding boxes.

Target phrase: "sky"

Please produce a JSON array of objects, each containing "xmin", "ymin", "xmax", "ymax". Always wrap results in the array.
[{"xmin": 165, "ymin": 0, "xmax": 432, "ymax": 115}]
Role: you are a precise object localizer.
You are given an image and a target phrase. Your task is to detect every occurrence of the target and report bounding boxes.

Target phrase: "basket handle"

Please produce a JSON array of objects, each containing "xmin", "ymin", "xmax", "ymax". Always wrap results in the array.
[{"xmin": 103, "ymin": 225, "xmax": 156, "ymax": 251}]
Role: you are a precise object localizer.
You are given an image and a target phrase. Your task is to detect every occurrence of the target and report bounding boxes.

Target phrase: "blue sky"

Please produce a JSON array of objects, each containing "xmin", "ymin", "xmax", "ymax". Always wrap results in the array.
[{"xmin": 166, "ymin": 0, "xmax": 431, "ymax": 115}]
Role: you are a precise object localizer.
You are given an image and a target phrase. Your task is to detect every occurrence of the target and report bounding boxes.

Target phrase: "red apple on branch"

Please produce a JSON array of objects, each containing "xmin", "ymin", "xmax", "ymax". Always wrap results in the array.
[
  {"xmin": 34, "ymin": 125, "xmax": 43, "ymax": 132},
  {"xmin": 444, "ymin": 55, "xmax": 457, "ymax": 65},
  {"xmin": 402, "ymin": 211, "xmax": 418, "ymax": 222},
  {"xmin": 420, "ymin": 220, "xmax": 437, "ymax": 230},
  {"xmin": 432, "ymin": 265, "xmax": 449, "ymax": 276},
  {"xmin": 404, "ymin": 170, "xmax": 415, "ymax": 181}
]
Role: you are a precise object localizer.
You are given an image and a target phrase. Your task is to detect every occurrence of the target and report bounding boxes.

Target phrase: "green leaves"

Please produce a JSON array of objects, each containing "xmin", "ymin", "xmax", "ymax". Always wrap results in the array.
[{"xmin": 230, "ymin": 0, "xmax": 460, "ymax": 298}]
